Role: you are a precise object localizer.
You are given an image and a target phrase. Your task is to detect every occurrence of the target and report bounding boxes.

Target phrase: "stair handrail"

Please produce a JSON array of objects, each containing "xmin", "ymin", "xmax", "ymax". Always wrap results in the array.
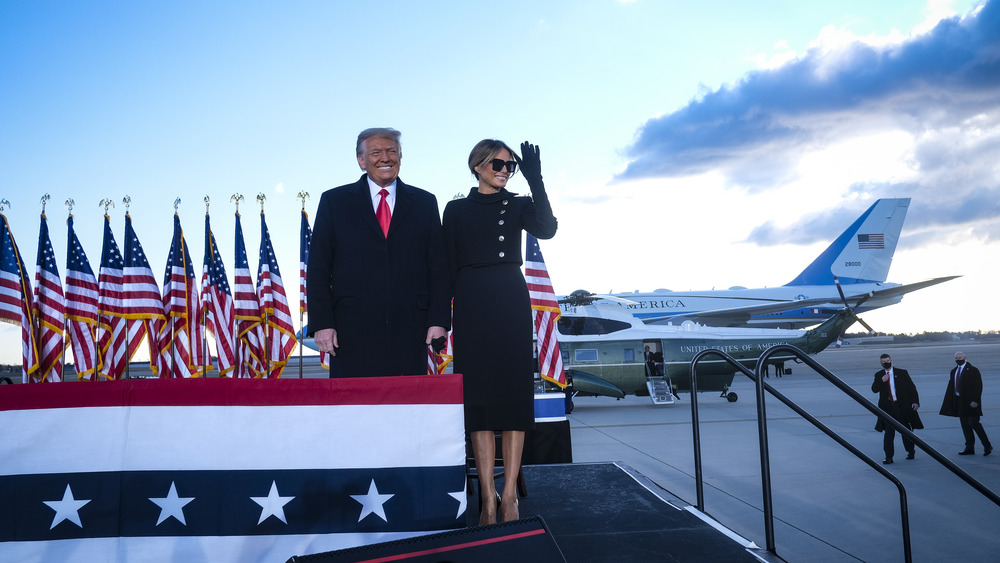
[{"xmin": 689, "ymin": 346, "xmax": 911, "ymax": 560}]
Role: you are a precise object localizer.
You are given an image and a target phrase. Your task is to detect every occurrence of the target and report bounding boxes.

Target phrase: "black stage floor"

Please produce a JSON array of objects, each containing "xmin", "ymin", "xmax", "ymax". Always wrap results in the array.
[{"xmin": 468, "ymin": 462, "xmax": 771, "ymax": 563}]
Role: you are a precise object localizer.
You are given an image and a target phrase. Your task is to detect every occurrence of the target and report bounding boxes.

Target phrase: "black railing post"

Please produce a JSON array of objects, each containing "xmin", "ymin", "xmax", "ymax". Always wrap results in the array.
[
  {"xmin": 752, "ymin": 359, "xmax": 776, "ymax": 553},
  {"xmin": 688, "ymin": 354, "xmax": 704, "ymax": 511}
]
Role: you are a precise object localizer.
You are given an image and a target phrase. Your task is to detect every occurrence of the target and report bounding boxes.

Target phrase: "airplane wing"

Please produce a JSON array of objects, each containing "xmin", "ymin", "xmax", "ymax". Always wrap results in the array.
[
  {"xmin": 854, "ymin": 275, "xmax": 961, "ymax": 303},
  {"xmin": 643, "ymin": 275, "xmax": 961, "ymax": 327},
  {"xmin": 641, "ymin": 296, "xmax": 841, "ymax": 327}
]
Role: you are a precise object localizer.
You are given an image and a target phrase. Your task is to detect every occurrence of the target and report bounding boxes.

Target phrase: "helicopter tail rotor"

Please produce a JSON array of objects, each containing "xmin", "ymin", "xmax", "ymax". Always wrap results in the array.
[{"xmin": 834, "ymin": 276, "xmax": 877, "ymax": 336}]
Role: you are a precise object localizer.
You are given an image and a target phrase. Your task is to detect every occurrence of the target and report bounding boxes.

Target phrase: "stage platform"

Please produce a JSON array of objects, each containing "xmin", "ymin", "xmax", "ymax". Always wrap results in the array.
[{"xmin": 465, "ymin": 462, "xmax": 773, "ymax": 562}]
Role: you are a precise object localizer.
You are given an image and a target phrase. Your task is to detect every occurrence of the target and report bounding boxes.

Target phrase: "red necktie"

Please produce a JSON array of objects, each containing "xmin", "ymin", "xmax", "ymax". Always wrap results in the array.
[{"xmin": 376, "ymin": 188, "xmax": 391, "ymax": 237}]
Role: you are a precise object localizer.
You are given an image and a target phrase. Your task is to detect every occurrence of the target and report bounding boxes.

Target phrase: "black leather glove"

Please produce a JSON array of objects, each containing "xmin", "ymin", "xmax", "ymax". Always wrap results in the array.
[
  {"xmin": 431, "ymin": 336, "xmax": 448, "ymax": 353},
  {"xmin": 514, "ymin": 141, "xmax": 544, "ymax": 192}
]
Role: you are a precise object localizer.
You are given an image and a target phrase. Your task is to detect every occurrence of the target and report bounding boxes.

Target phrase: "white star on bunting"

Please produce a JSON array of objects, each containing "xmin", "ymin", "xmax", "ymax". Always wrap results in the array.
[
  {"xmin": 448, "ymin": 485, "xmax": 468, "ymax": 519},
  {"xmin": 350, "ymin": 479, "xmax": 394, "ymax": 522},
  {"xmin": 251, "ymin": 481, "xmax": 295, "ymax": 524},
  {"xmin": 43, "ymin": 484, "xmax": 91, "ymax": 530},
  {"xmin": 149, "ymin": 481, "xmax": 195, "ymax": 525}
]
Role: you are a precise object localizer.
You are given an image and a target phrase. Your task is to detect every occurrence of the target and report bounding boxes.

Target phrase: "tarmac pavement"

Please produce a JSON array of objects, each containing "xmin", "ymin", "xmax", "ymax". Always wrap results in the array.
[{"xmin": 566, "ymin": 341, "xmax": 1000, "ymax": 562}]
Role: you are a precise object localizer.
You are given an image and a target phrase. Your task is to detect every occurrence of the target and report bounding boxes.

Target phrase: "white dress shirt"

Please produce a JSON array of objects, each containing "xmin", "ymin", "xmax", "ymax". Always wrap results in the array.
[{"xmin": 367, "ymin": 178, "xmax": 397, "ymax": 214}]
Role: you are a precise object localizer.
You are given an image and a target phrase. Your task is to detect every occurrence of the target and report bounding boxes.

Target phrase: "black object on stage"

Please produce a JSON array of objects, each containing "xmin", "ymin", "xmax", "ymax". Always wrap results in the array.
[{"xmin": 285, "ymin": 515, "xmax": 565, "ymax": 563}]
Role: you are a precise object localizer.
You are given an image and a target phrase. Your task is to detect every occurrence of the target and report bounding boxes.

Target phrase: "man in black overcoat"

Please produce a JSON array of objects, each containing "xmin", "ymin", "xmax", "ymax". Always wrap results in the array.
[
  {"xmin": 939, "ymin": 351, "xmax": 993, "ymax": 456},
  {"xmin": 872, "ymin": 353, "xmax": 923, "ymax": 464},
  {"xmin": 306, "ymin": 128, "xmax": 450, "ymax": 377}
]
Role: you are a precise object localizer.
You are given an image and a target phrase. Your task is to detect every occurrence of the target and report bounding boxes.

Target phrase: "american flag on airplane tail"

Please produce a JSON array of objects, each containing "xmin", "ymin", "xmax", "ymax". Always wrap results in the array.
[
  {"xmin": 96, "ymin": 214, "xmax": 130, "ymax": 380},
  {"xmin": 0, "ymin": 376, "xmax": 467, "ymax": 563},
  {"xmin": 123, "ymin": 213, "xmax": 166, "ymax": 374},
  {"xmin": 156, "ymin": 213, "xmax": 205, "ymax": 378},
  {"xmin": 0, "ymin": 212, "xmax": 39, "ymax": 382},
  {"xmin": 857, "ymin": 233, "xmax": 885, "ymax": 249},
  {"xmin": 234, "ymin": 213, "xmax": 265, "ymax": 378},
  {"xmin": 202, "ymin": 214, "xmax": 237, "ymax": 376},
  {"xmin": 525, "ymin": 234, "xmax": 566, "ymax": 388},
  {"xmin": 299, "ymin": 209, "xmax": 328, "ymax": 368},
  {"xmin": 258, "ymin": 212, "xmax": 296, "ymax": 378},
  {"xmin": 64, "ymin": 214, "xmax": 99, "ymax": 380},
  {"xmin": 32, "ymin": 213, "xmax": 66, "ymax": 383}
]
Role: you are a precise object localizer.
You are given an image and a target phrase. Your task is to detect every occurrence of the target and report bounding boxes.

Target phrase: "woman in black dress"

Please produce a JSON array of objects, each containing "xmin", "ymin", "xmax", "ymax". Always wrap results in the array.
[{"xmin": 443, "ymin": 139, "xmax": 557, "ymax": 525}]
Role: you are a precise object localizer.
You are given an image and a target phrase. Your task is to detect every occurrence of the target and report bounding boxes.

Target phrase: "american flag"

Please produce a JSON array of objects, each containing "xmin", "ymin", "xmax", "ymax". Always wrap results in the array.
[
  {"xmin": 257, "ymin": 212, "xmax": 296, "ymax": 378},
  {"xmin": 426, "ymin": 345, "xmax": 437, "ymax": 375},
  {"xmin": 32, "ymin": 213, "xmax": 66, "ymax": 383},
  {"xmin": 123, "ymin": 213, "xmax": 165, "ymax": 374},
  {"xmin": 857, "ymin": 233, "xmax": 885, "ymax": 249},
  {"xmin": 96, "ymin": 214, "xmax": 129, "ymax": 380},
  {"xmin": 234, "ymin": 212, "xmax": 266, "ymax": 378},
  {"xmin": 429, "ymin": 329, "xmax": 454, "ymax": 375},
  {"xmin": 299, "ymin": 209, "xmax": 328, "ymax": 368},
  {"xmin": 202, "ymin": 213, "xmax": 237, "ymax": 376},
  {"xmin": 525, "ymin": 234, "xmax": 566, "ymax": 388},
  {"xmin": 157, "ymin": 213, "xmax": 205, "ymax": 378},
  {"xmin": 0, "ymin": 212, "xmax": 39, "ymax": 382},
  {"xmin": 64, "ymin": 214, "xmax": 99, "ymax": 380}
]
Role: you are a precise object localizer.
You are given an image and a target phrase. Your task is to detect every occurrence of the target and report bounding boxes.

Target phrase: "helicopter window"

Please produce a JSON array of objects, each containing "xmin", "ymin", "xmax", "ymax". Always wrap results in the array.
[
  {"xmin": 557, "ymin": 316, "xmax": 631, "ymax": 336},
  {"xmin": 574, "ymin": 349, "xmax": 598, "ymax": 362},
  {"xmin": 623, "ymin": 349, "xmax": 635, "ymax": 362}
]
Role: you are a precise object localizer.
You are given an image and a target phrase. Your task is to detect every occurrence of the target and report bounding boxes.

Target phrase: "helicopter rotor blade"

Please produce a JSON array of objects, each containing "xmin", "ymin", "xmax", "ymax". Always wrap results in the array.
[{"xmin": 835, "ymin": 277, "xmax": 877, "ymax": 336}]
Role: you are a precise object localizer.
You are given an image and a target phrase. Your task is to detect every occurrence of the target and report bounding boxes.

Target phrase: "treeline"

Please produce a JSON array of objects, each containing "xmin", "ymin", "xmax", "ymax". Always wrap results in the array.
[{"xmin": 845, "ymin": 331, "xmax": 1000, "ymax": 343}]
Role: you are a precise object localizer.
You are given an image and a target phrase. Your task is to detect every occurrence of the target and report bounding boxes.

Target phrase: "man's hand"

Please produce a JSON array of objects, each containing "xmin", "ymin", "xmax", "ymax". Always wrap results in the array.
[
  {"xmin": 971, "ymin": 401, "xmax": 979, "ymax": 408},
  {"xmin": 911, "ymin": 403, "xmax": 919, "ymax": 411},
  {"xmin": 314, "ymin": 328, "xmax": 338, "ymax": 356},
  {"xmin": 882, "ymin": 373, "xmax": 890, "ymax": 382},
  {"xmin": 426, "ymin": 326, "xmax": 447, "ymax": 345}
]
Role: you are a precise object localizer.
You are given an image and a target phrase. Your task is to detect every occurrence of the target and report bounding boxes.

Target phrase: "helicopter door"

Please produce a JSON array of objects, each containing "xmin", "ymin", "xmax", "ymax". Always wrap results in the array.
[
  {"xmin": 642, "ymin": 340, "xmax": 673, "ymax": 405},
  {"xmin": 642, "ymin": 340, "xmax": 664, "ymax": 377}
]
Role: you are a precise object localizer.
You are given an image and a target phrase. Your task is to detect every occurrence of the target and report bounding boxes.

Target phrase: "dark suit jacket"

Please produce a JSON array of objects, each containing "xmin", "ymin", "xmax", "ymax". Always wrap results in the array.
[
  {"xmin": 939, "ymin": 363, "xmax": 984, "ymax": 417},
  {"xmin": 306, "ymin": 175, "xmax": 450, "ymax": 377},
  {"xmin": 872, "ymin": 368, "xmax": 923, "ymax": 431}
]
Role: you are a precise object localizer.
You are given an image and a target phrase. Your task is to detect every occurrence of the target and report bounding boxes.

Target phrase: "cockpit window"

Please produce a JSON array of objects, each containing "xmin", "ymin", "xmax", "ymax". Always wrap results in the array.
[{"xmin": 557, "ymin": 316, "xmax": 631, "ymax": 335}]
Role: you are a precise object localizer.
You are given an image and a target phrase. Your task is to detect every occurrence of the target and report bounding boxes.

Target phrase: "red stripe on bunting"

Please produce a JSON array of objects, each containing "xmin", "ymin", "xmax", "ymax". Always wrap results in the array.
[{"xmin": 0, "ymin": 373, "xmax": 464, "ymax": 411}]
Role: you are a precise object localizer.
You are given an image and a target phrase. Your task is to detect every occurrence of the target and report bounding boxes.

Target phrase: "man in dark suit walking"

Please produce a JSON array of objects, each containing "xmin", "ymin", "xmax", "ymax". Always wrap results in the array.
[
  {"xmin": 940, "ymin": 351, "xmax": 993, "ymax": 456},
  {"xmin": 872, "ymin": 353, "xmax": 923, "ymax": 464},
  {"xmin": 307, "ymin": 127, "xmax": 450, "ymax": 377}
]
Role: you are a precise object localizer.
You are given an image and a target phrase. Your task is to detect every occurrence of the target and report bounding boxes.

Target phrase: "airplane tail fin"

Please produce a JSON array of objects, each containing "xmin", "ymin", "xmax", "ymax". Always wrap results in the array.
[{"xmin": 785, "ymin": 198, "xmax": 910, "ymax": 287}]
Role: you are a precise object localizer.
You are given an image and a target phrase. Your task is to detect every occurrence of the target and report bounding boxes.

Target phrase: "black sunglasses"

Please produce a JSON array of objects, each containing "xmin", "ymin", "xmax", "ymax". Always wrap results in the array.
[{"xmin": 490, "ymin": 158, "xmax": 517, "ymax": 174}]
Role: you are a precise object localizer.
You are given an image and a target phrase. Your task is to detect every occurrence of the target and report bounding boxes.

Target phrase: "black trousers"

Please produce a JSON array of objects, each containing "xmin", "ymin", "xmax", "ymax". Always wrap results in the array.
[
  {"xmin": 883, "ymin": 402, "xmax": 915, "ymax": 459},
  {"xmin": 959, "ymin": 414, "xmax": 992, "ymax": 451}
]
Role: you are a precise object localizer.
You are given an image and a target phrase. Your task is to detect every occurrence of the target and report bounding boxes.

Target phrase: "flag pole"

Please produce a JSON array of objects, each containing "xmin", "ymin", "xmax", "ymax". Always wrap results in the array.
[
  {"xmin": 231, "ymin": 194, "xmax": 244, "ymax": 378},
  {"xmin": 203, "ymin": 196, "xmax": 210, "ymax": 378},
  {"xmin": 67, "ymin": 199, "xmax": 90, "ymax": 381},
  {"xmin": 257, "ymin": 193, "xmax": 270, "ymax": 378},
  {"xmin": 297, "ymin": 191, "xmax": 309, "ymax": 379},
  {"xmin": 100, "ymin": 197, "xmax": 127, "ymax": 380},
  {"xmin": 121, "ymin": 196, "xmax": 131, "ymax": 381},
  {"xmin": 39, "ymin": 194, "xmax": 67, "ymax": 382},
  {"xmin": 171, "ymin": 198, "xmax": 182, "ymax": 379}
]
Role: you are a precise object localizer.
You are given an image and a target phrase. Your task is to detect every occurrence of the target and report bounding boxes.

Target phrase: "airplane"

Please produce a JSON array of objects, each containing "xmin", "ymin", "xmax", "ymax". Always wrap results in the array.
[
  {"xmin": 553, "ymin": 293, "xmax": 863, "ymax": 405},
  {"xmin": 297, "ymin": 300, "xmax": 855, "ymax": 406},
  {"xmin": 572, "ymin": 198, "xmax": 959, "ymax": 329}
]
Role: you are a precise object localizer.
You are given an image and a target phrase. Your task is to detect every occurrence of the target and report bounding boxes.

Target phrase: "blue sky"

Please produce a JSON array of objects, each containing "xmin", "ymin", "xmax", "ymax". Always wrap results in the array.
[{"xmin": 1, "ymin": 0, "xmax": 996, "ymax": 365}]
